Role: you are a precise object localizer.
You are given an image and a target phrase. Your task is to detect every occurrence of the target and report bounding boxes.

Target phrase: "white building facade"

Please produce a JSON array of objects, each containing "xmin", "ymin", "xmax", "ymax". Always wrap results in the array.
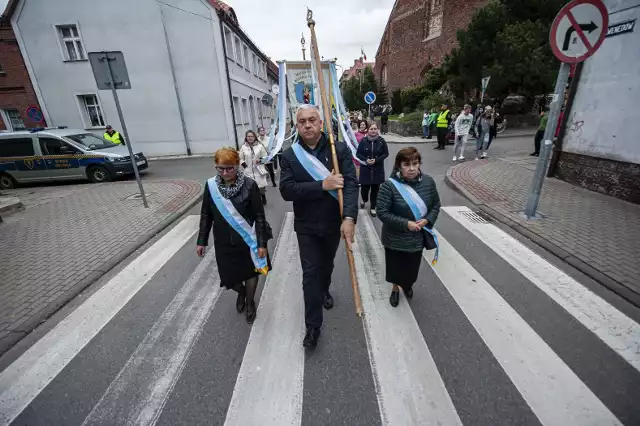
[
  {"xmin": 11, "ymin": 0, "xmax": 277, "ymax": 156},
  {"xmin": 554, "ymin": 0, "xmax": 640, "ymax": 203}
]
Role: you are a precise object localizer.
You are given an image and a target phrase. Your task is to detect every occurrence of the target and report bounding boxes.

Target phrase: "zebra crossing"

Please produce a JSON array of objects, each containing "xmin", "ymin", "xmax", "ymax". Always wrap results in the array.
[{"xmin": 0, "ymin": 207, "xmax": 639, "ymax": 425}]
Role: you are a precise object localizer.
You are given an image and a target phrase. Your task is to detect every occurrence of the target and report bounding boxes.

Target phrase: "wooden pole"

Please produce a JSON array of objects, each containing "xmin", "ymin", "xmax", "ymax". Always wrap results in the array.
[{"xmin": 307, "ymin": 9, "xmax": 363, "ymax": 316}]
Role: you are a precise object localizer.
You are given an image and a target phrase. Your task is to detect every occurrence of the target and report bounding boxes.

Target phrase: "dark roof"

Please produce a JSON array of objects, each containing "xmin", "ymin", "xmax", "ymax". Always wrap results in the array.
[
  {"xmin": 0, "ymin": 0, "xmax": 19, "ymax": 26},
  {"xmin": 208, "ymin": 0, "xmax": 238, "ymax": 24},
  {"xmin": 267, "ymin": 61, "xmax": 279, "ymax": 80}
]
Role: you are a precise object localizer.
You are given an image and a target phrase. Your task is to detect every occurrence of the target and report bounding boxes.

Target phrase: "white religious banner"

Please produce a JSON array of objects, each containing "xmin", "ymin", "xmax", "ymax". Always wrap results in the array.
[{"xmin": 286, "ymin": 61, "xmax": 333, "ymax": 112}]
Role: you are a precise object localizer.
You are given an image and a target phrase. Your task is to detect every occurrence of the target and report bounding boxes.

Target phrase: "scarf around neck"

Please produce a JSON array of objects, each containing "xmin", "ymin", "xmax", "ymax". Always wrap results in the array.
[
  {"xmin": 393, "ymin": 168, "xmax": 422, "ymax": 184},
  {"xmin": 215, "ymin": 169, "xmax": 245, "ymax": 199}
]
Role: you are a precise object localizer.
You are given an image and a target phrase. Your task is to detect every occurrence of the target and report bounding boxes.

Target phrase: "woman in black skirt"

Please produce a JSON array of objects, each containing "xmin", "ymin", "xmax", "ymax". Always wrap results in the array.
[
  {"xmin": 376, "ymin": 147, "xmax": 441, "ymax": 307},
  {"xmin": 196, "ymin": 147, "xmax": 271, "ymax": 323}
]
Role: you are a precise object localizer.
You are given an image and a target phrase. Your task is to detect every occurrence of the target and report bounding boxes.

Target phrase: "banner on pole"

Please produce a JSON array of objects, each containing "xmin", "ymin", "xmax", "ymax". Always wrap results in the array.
[{"xmin": 286, "ymin": 61, "xmax": 332, "ymax": 111}]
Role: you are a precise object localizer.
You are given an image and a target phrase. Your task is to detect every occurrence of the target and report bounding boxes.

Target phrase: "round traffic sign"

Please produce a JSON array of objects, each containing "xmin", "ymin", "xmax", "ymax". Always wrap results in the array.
[
  {"xmin": 364, "ymin": 91, "xmax": 376, "ymax": 105},
  {"xmin": 550, "ymin": 0, "xmax": 608, "ymax": 64},
  {"xmin": 25, "ymin": 106, "xmax": 43, "ymax": 123}
]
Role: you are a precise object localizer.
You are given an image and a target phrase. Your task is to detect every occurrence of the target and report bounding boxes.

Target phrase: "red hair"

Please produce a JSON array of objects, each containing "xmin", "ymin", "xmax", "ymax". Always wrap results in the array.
[{"xmin": 214, "ymin": 147, "xmax": 240, "ymax": 165}]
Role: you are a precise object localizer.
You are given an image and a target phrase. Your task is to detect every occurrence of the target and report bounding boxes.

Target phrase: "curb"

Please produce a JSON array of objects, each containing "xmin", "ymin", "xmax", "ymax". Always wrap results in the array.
[
  {"xmin": 444, "ymin": 167, "xmax": 640, "ymax": 308},
  {"xmin": 386, "ymin": 131, "xmax": 535, "ymax": 145},
  {"xmin": 148, "ymin": 154, "xmax": 212, "ymax": 161},
  {"xmin": 0, "ymin": 188, "xmax": 204, "ymax": 357}
]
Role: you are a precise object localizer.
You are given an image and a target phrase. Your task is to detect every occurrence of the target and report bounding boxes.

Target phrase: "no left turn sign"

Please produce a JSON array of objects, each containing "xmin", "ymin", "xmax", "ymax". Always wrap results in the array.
[{"xmin": 550, "ymin": 0, "xmax": 609, "ymax": 63}]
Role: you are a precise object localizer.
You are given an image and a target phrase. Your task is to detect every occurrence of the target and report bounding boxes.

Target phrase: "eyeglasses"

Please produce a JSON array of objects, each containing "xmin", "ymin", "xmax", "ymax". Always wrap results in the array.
[{"xmin": 216, "ymin": 166, "xmax": 237, "ymax": 173}]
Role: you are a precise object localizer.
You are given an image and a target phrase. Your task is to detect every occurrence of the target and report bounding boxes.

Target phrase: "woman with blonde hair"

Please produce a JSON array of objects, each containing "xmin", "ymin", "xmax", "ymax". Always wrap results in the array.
[
  {"xmin": 240, "ymin": 130, "xmax": 269, "ymax": 204},
  {"xmin": 197, "ymin": 147, "xmax": 272, "ymax": 323}
]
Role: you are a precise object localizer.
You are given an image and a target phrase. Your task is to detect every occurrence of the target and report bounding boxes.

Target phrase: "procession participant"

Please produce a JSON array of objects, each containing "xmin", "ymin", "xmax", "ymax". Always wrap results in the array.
[{"xmin": 279, "ymin": 104, "xmax": 358, "ymax": 348}]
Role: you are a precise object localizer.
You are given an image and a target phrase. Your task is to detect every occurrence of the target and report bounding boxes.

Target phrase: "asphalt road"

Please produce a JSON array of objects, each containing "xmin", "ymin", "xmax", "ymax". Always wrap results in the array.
[{"xmin": 1, "ymin": 135, "xmax": 639, "ymax": 426}]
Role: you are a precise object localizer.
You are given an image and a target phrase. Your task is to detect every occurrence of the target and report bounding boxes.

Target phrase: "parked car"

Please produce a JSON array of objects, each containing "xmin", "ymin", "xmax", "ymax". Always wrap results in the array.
[{"xmin": 0, "ymin": 127, "xmax": 148, "ymax": 189}]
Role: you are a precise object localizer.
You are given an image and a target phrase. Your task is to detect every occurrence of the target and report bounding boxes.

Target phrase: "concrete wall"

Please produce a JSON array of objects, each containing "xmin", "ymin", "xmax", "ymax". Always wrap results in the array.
[
  {"xmin": 12, "ymin": 0, "xmax": 236, "ymax": 156},
  {"xmin": 561, "ymin": 0, "xmax": 640, "ymax": 165},
  {"xmin": 555, "ymin": 0, "xmax": 640, "ymax": 203}
]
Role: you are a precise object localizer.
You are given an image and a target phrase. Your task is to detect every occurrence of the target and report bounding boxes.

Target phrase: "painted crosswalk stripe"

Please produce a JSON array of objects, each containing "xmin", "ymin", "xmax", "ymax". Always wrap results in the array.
[
  {"xmin": 443, "ymin": 206, "xmax": 640, "ymax": 373},
  {"xmin": 224, "ymin": 213, "xmax": 305, "ymax": 426},
  {"xmin": 353, "ymin": 212, "xmax": 462, "ymax": 426},
  {"xmin": 427, "ymin": 226, "xmax": 621, "ymax": 425},
  {"xmin": 82, "ymin": 247, "xmax": 221, "ymax": 426},
  {"xmin": 0, "ymin": 215, "xmax": 200, "ymax": 426}
]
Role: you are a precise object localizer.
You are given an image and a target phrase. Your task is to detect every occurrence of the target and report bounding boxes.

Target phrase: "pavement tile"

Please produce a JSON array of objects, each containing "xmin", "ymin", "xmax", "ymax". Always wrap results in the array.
[
  {"xmin": 449, "ymin": 156, "xmax": 640, "ymax": 299},
  {"xmin": 0, "ymin": 179, "xmax": 202, "ymax": 356}
]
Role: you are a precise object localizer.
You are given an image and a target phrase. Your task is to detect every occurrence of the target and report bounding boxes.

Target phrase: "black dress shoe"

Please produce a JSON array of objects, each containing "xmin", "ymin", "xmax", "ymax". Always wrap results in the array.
[
  {"xmin": 390, "ymin": 290, "xmax": 399, "ymax": 307},
  {"xmin": 405, "ymin": 288, "xmax": 414, "ymax": 299},
  {"xmin": 236, "ymin": 289, "xmax": 246, "ymax": 313},
  {"xmin": 323, "ymin": 292, "xmax": 334, "ymax": 310},
  {"xmin": 303, "ymin": 327, "xmax": 321, "ymax": 348},
  {"xmin": 246, "ymin": 302, "xmax": 256, "ymax": 324}
]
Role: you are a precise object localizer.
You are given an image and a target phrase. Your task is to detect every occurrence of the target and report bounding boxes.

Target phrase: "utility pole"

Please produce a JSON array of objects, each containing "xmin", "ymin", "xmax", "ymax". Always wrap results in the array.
[{"xmin": 301, "ymin": 32, "xmax": 306, "ymax": 60}]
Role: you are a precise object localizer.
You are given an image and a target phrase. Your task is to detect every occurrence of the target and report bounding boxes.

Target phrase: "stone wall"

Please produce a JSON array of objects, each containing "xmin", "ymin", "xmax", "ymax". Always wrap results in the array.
[{"xmin": 554, "ymin": 152, "xmax": 640, "ymax": 204}]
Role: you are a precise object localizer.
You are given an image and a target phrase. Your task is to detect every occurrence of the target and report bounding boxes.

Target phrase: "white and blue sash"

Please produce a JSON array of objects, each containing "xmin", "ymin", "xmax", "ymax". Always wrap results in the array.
[
  {"xmin": 292, "ymin": 141, "xmax": 338, "ymax": 200},
  {"xmin": 207, "ymin": 178, "xmax": 269, "ymax": 274},
  {"xmin": 388, "ymin": 178, "xmax": 440, "ymax": 264}
]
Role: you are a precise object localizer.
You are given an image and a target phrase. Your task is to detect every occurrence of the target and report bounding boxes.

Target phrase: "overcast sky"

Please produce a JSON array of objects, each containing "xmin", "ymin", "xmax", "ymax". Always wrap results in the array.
[{"xmin": 225, "ymin": 0, "xmax": 393, "ymax": 71}]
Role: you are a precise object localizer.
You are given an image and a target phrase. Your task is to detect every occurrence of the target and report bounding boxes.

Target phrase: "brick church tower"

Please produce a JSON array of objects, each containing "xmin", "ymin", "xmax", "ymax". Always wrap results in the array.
[{"xmin": 374, "ymin": 0, "xmax": 487, "ymax": 92}]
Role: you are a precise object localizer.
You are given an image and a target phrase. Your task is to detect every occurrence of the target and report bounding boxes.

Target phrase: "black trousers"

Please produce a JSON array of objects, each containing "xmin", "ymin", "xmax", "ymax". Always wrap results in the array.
[
  {"xmin": 534, "ymin": 130, "xmax": 544, "ymax": 154},
  {"xmin": 437, "ymin": 127, "xmax": 448, "ymax": 149},
  {"xmin": 265, "ymin": 163, "xmax": 276, "ymax": 186},
  {"xmin": 361, "ymin": 184, "xmax": 380, "ymax": 209},
  {"xmin": 297, "ymin": 232, "xmax": 341, "ymax": 328}
]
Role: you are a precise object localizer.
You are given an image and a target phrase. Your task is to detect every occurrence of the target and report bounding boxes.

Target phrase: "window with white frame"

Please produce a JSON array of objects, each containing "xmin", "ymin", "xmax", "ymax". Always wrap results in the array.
[
  {"xmin": 243, "ymin": 44, "xmax": 250, "ymax": 71},
  {"xmin": 234, "ymin": 36, "xmax": 243, "ymax": 66},
  {"xmin": 77, "ymin": 94, "xmax": 105, "ymax": 128},
  {"xmin": 252, "ymin": 54, "xmax": 258, "ymax": 76},
  {"xmin": 223, "ymin": 25, "xmax": 234, "ymax": 59},
  {"xmin": 0, "ymin": 109, "xmax": 26, "ymax": 131},
  {"xmin": 263, "ymin": 63, "xmax": 267, "ymax": 80},
  {"xmin": 424, "ymin": 0, "xmax": 444, "ymax": 40},
  {"xmin": 232, "ymin": 96, "xmax": 242, "ymax": 125},
  {"xmin": 241, "ymin": 98, "xmax": 249, "ymax": 125},
  {"xmin": 57, "ymin": 25, "xmax": 86, "ymax": 61}
]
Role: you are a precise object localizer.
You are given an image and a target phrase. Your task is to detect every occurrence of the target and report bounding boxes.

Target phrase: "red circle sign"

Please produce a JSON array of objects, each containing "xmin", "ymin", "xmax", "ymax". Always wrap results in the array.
[{"xmin": 549, "ymin": 0, "xmax": 609, "ymax": 64}]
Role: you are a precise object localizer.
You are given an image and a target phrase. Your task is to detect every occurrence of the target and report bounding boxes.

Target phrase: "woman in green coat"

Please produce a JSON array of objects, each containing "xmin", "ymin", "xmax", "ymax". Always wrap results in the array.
[{"xmin": 376, "ymin": 147, "xmax": 441, "ymax": 307}]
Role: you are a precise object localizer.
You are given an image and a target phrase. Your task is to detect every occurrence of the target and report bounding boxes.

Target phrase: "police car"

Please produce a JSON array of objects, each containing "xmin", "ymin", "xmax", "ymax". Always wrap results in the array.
[{"xmin": 0, "ymin": 127, "xmax": 148, "ymax": 189}]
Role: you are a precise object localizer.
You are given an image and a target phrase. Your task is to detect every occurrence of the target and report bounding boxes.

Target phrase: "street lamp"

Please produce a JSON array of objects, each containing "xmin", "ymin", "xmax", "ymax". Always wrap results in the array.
[{"xmin": 301, "ymin": 32, "xmax": 306, "ymax": 60}]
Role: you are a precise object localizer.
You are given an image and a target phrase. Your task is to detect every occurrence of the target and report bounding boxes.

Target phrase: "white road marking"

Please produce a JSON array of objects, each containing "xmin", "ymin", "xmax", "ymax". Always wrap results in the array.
[
  {"xmin": 443, "ymin": 206, "xmax": 640, "ymax": 373},
  {"xmin": 224, "ymin": 213, "xmax": 305, "ymax": 426},
  {"xmin": 427, "ymin": 226, "xmax": 622, "ymax": 426},
  {"xmin": 82, "ymin": 247, "xmax": 221, "ymax": 426},
  {"xmin": 353, "ymin": 213, "xmax": 462, "ymax": 426},
  {"xmin": 0, "ymin": 215, "xmax": 200, "ymax": 426}
]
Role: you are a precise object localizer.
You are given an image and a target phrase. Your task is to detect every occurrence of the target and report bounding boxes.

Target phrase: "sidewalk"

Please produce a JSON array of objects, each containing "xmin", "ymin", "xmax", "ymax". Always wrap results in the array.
[
  {"xmin": 0, "ymin": 179, "xmax": 203, "ymax": 356},
  {"xmin": 386, "ymin": 127, "xmax": 537, "ymax": 143},
  {"xmin": 446, "ymin": 155, "xmax": 640, "ymax": 306}
]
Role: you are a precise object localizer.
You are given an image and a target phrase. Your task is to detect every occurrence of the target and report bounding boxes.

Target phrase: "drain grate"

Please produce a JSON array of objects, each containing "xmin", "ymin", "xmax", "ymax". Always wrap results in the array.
[{"xmin": 459, "ymin": 210, "xmax": 491, "ymax": 224}]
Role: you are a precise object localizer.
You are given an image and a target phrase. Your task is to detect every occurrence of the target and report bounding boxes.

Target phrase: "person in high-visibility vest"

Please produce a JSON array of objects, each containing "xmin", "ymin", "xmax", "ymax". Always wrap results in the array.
[
  {"xmin": 435, "ymin": 104, "xmax": 450, "ymax": 150},
  {"xmin": 104, "ymin": 125, "xmax": 125, "ymax": 146}
]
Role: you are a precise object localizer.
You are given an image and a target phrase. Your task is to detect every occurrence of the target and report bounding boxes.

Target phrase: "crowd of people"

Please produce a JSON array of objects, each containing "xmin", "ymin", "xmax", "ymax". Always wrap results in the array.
[{"xmin": 196, "ymin": 104, "xmax": 440, "ymax": 349}]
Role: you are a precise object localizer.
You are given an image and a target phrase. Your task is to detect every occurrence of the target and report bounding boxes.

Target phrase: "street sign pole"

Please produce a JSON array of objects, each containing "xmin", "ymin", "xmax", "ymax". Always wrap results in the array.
[
  {"xmin": 523, "ymin": 61, "xmax": 570, "ymax": 218},
  {"xmin": 101, "ymin": 53, "xmax": 148, "ymax": 208}
]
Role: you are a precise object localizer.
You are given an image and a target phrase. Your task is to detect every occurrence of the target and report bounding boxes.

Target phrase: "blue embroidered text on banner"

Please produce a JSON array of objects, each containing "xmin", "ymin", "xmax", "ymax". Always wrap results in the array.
[
  {"xmin": 388, "ymin": 178, "xmax": 440, "ymax": 265},
  {"xmin": 207, "ymin": 178, "xmax": 269, "ymax": 274}
]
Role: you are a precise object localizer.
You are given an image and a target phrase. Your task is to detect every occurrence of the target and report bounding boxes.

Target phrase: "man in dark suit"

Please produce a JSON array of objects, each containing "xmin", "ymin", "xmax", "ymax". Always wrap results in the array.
[{"xmin": 279, "ymin": 105, "xmax": 358, "ymax": 348}]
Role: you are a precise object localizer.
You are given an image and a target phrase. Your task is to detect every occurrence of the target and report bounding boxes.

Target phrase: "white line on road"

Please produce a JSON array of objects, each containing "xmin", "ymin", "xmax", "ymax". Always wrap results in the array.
[
  {"xmin": 443, "ymin": 206, "xmax": 640, "ymax": 373},
  {"xmin": 0, "ymin": 215, "xmax": 200, "ymax": 426},
  {"xmin": 224, "ymin": 213, "xmax": 305, "ymax": 426},
  {"xmin": 427, "ymin": 224, "xmax": 622, "ymax": 426},
  {"xmin": 353, "ymin": 213, "xmax": 462, "ymax": 426},
  {"xmin": 82, "ymin": 247, "xmax": 221, "ymax": 426}
]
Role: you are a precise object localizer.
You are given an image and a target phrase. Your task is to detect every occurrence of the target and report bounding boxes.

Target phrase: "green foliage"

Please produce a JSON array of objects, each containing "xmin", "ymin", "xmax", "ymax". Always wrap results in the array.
[
  {"xmin": 342, "ymin": 66, "xmax": 388, "ymax": 111},
  {"xmin": 400, "ymin": 86, "xmax": 429, "ymax": 112},
  {"xmin": 398, "ymin": 111, "xmax": 423, "ymax": 124},
  {"xmin": 391, "ymin": 89, "xmax": 403, "ymax": 113},
  {"xmin": 419, "ymin": 92, "xmax": 449, "ymax": 112},
  {"xmin": 420, "ymin": 0, "xmax": 567, "ymax": 101}
]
